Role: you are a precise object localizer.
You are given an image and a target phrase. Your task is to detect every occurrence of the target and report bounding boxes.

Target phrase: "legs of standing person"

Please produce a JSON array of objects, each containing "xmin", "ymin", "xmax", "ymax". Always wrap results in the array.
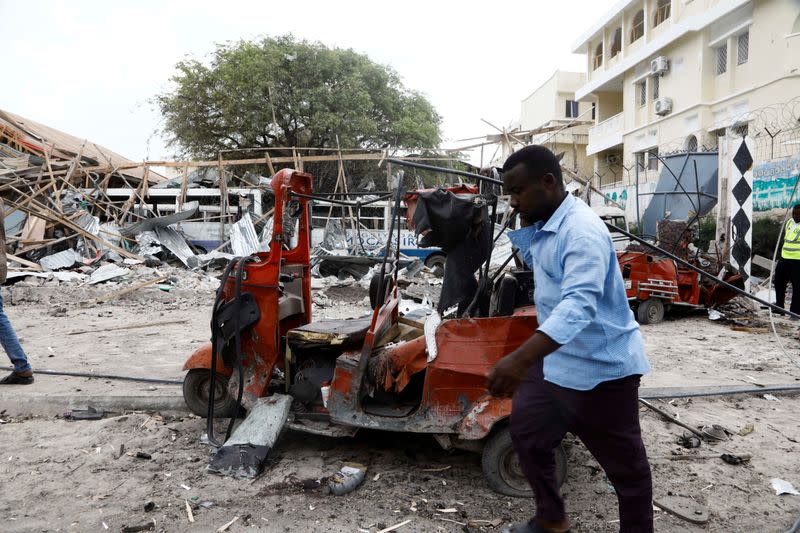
[
  {"xmin": 510, "ymin": 361, "xmax": 569, "ymax": 525},
  {"xmin": 0, "ymin": 292, "xmax": 31, "ymax": 374},
  {"xmin": 775, "ymin": 258, "xmax": 789, "ymax": 310},
  {"xmin": 788, "ymin": 259, "xmax": 800, "ymax": 316},
  {"xmin": 558, "ymin": 375, "xmax": 653, "ymax": 533}
]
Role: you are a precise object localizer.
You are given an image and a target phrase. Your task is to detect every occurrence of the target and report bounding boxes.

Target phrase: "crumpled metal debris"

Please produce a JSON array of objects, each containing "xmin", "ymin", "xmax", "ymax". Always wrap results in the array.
[
  {"xmin": 88, "ymin": 264, "xmax": 130, "ymax": 284},
  {"xmin": 119, "ymin": 201, "xmax": 199, "ymax": 237},
  {"xmin": 154, "ymin": 227, "xmax": 196, "ymax": 267}
]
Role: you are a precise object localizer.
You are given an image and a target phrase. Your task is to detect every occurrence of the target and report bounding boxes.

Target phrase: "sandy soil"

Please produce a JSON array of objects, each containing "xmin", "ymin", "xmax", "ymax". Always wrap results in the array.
[{"xmin": 0, "ymin": 274, "xmax": 799, "ymax": 532}]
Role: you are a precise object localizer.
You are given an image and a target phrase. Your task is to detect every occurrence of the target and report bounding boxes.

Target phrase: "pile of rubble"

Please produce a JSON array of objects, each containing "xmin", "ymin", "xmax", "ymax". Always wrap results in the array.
[{"xmin": 0, "ymin": 110, "xmax": 274, "ymax": 289}]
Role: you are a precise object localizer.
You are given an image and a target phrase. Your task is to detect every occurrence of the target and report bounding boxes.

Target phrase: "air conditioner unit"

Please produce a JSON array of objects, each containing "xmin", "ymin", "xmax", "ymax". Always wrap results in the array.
[
  {"xmin": 650, "ymin": 56, "xmax": 669, "ymax": 76},
  {"xmin": 605, "ymin": 154, "xmax": 621, "ymax": 165},
  {"xmin": 654, "ymin": 97, "xmax": 673, "ymax": 116}
]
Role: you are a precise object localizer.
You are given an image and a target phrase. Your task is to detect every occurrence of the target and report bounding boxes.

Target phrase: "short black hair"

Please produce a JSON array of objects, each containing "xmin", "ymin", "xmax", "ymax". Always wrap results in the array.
[
  {"xmin": 793, "ymin": 204, "xmax": 800, "ymax": 210},
  {"xmin": 502, "ymin": 145, "xmax": 563, "ymax": 185}
]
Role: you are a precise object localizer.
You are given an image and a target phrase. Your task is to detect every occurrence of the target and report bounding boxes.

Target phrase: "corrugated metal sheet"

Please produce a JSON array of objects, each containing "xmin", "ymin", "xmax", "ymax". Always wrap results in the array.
[
  {"xmin": 39, "ymin": 249, "xmax": 82, "ymax": 271},
  {"xmin": 230, "ymin": 215, "xmax": 260, "ymax": 257}
]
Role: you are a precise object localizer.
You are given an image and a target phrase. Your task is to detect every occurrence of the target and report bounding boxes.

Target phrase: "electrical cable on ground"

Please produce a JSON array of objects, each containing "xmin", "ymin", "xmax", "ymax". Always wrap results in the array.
[{"xmin": 0, "ymin": 366, "xmax": 180, "ymax": 384}]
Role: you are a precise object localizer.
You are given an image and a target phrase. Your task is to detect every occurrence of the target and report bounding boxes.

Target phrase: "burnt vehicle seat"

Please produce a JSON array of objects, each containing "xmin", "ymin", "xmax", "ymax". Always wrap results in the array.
[
  {"xmin": 287, "ymin": 316, "xmax": 373, "ymax": 352},
  {"xmin": 490, "ymin": 269, "xmax": 534, "ymax": 317}
]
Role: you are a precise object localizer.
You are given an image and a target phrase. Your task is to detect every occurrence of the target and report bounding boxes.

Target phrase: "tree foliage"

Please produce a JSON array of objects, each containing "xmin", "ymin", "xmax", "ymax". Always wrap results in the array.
[{"xmin": 157, "ymin": 35, "xmax": 442, "ymax": 159}]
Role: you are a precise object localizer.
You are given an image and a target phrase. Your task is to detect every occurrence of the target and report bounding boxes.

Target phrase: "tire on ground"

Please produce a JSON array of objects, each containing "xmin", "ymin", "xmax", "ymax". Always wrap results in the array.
[
  {"xmin": 182, "ymin": 368, "xmax": 239, "ymax": 418},
  {"xmin": 636, "ymin": 298, "xmax": 665, "ymax": 324},
  {"xmin": 481, "ymin": 425, "xmax": 567, "ymax": 498}
]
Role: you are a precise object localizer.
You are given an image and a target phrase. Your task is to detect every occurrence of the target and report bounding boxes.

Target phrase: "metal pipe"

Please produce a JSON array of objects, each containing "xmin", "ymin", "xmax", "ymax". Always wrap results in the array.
[
  {"xmin": 639, "ymin": 399, "xmax": 707, "ymax": 440},
  {"xmin": 607, "ymin": 221, "xmax": 800, "ymax": 320},
  {"xmin": 387, "ymin": 158, "xmax": 503, "ymax": 186},
  {"xmin": 290, "ymin": 191, "xmax": 391, "ymax": 207}
]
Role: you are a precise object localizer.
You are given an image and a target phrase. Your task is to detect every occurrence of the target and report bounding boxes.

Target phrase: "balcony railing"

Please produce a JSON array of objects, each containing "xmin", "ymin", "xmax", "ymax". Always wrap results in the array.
[{"xmin": 587, "ymin": 112, "xmax": 624, "ymax": 155}]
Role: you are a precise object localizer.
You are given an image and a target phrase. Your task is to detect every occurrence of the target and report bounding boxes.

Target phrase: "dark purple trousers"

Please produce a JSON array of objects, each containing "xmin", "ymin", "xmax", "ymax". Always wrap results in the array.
[{"xmin": 510, "ymin": 362, "xmax": 653, "ymax": 533}]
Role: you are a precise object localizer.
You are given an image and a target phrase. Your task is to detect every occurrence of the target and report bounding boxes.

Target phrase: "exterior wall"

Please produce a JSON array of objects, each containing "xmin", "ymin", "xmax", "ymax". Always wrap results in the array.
[{"xmin": 519, "ymin": 71, "xmax": 597, "ymax": 179}]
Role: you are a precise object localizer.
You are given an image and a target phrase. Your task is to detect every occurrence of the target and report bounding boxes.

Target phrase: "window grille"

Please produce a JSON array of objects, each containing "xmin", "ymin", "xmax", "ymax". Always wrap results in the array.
[
  {"xmin": 716, "ymin": 45, "xmax": 727, "ymax": 75},
  {"xmin": 652, "ymin": 76, "xmax": 659, "ymax": 100},
  {"xmin": 638, "ymin": 82, "xmax": 647, "ymax": 107},
  {"xmin": 737, "ymin": 31, "xmax": 749, "ymax": 65}
]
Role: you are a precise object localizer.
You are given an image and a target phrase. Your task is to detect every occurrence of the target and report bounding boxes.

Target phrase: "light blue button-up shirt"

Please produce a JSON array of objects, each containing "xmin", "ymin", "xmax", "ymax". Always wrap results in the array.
[{"xmin": 507, "ymin": 193, "xmax": 650, "ymax": 390}]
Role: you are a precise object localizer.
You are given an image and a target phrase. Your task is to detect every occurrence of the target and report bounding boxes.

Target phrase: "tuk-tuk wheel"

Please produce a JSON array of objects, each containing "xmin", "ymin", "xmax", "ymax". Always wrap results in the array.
[
  {"xmin": 636, "ymin": 298, "xmax": 665, "ymax": 324},
  {"xmin": 183, "ymin": 369, "xmax": 239, "ymax": 418},
  {"xmin": 481, "ymin": 426, "xmax": 567, "ymax": 498}
]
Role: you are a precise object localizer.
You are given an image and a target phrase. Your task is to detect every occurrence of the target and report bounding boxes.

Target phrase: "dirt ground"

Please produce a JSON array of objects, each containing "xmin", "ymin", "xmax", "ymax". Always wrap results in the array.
[{"xmin": 1, "ymin": 273, "xmax": 800, "ymax": 532}]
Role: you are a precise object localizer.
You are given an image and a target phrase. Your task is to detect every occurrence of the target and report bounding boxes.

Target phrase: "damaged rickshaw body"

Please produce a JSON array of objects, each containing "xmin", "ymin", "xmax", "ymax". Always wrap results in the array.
[{"xmin": 182, "ymin": 168, "xmax": 566, "ymax": 497}]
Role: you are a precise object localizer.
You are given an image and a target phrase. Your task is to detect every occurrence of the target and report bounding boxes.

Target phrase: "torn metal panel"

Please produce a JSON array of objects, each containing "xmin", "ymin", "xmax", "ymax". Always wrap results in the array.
[
  {"xmin": 88, "ymin": 264, "xmax": 130, "ymax": 284},
  {"xmin": 186, "ymin": 250, "xmax": 235, "ymax": 269},
  {"xmin": 97, "ymin": 222, "xmax": 123, "ymax": 251},
  {"xmin": 73, "ymin": 212, "xmax": 100, "ymax": 235},
  {"xmin": 135, "ymin": 231, "xmax": 163, "ymax": 257},
  {"xmin": 230, "ymin": 215, "xmax": 260, "ymax": 257},
  {"xmin": 154, "ymin": 227, "xmax": 196, "ymax": 267},
  {"xmin": 208, "ymin": 395, "xmax": 292, "ymax": 479},
  {"xmin": 640, "ymin": 152, "xmax": 718, "ymax": 237},
  {"xmin": 3, "ymin": 210, "xmax": 26, "ymax": 237},
  {"xmin": 119, "ymin": 201, "xmax": 200, "ymax": 237},
  {"xmin": 39, "ymin": 249, "xmax": 82, "ymax": 271}
]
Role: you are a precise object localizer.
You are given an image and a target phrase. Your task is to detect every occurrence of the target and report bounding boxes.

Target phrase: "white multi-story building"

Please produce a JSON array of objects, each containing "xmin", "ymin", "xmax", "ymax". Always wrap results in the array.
[
  {"xmin": 572, "ymin": 0, "xmax": 800, "ymax": 187},
  {"xmin": 518, "ymin": 71, "xmax": 596, "ymax": 179}
]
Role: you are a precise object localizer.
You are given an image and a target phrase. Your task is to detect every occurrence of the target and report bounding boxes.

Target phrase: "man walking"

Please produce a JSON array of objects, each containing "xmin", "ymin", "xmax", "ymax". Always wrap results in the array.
[
  {"xmin": 0, "ymin": 200, "xmax": 34, "ymax": 385},
  {"xmin": 774, "ymin": 204, "xmax": 800, "ymax": 317},
  {"xmin": 487, "ymin": 146, "xmax": 652, "ymax": 533}
]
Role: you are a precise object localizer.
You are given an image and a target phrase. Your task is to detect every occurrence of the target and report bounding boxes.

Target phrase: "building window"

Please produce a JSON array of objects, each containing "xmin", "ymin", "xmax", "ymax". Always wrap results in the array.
[
  {"xmin": 686, "ymin": 135, "xmax": 698, "ymax": 152},
  {"xmin": 611, "ymin": 27, "xmax": 622, "ymax": 57},
  {"xmin": 593, "ymin": 43, "xmax": 604, "ymax": 70},
  {"xmin": 654, "ymin": 0, "xmax": 671, "ymax": 27},
  {"xmin": 631, "ymin": 10, "xmax": 644, "ymax": 42},
  {"xmin": 647, "ymin": 147, "xmax": 660, "ymax": 170},
  {"xmin": 652, "ymin": 75, "xmax": 660, "ymax": 100},
  {"xmin": 636, "ymin": 151, "xmax": 646, "ymax": 170},
  {"xmin": 715, "ymin": 44, "xmax": 728, "ymax": 75},
  {"xmin": 637, "ymin": 81, "xmax": 647, "ymax": 107},
  {"xmin": 737, "ymin": 31, "xmax": 749, "ymax": 65},
  {"xmin": 565, "ymin": 100, "xmax": 579, "ymax": 118},
  {"xmin": 592, "ymin": 102, "xmax": 596, "ymax": 120}
]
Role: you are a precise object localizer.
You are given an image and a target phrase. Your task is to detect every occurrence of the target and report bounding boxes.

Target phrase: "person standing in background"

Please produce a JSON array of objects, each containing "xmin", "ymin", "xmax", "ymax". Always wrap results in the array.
[{"xmin": 0, "ymin": 199, "xmax": 34, "ymax": 385}]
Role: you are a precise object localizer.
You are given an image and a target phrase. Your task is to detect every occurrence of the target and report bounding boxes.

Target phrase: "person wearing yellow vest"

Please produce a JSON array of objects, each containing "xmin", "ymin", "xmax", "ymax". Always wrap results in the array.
[{"xmin": 774, "ymin": 204, "xmax": 800, "ymax": 317}]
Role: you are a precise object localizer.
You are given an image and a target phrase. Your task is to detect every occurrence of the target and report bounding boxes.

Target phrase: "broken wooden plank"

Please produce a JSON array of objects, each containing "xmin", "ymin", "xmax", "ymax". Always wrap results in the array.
[
  {"xmin": 89, "ymin": 276, "xmax": 168, "ymax": 306},
  {"xmin": 6, "ymin": 253, "xmax": 43, "ymax": 271}
]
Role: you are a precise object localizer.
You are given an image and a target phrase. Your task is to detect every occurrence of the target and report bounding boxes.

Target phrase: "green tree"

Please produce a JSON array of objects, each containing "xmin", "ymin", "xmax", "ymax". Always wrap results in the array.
[{"xmin": 156, "ymin": 35, "xmax": 441, "ymax": 159}]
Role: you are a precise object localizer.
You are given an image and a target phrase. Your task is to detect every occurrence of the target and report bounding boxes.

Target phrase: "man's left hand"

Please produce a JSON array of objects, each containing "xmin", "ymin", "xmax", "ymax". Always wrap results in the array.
[{"xmin": 487, "ymin": 352, "xmax": 528, "ymax": 397}]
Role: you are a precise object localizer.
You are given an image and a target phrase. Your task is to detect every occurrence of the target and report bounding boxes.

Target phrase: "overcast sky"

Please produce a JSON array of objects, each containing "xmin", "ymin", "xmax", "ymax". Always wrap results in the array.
[{"xmin": 0, "ymin": 0, "xmax": 616, "ymax": 164}]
